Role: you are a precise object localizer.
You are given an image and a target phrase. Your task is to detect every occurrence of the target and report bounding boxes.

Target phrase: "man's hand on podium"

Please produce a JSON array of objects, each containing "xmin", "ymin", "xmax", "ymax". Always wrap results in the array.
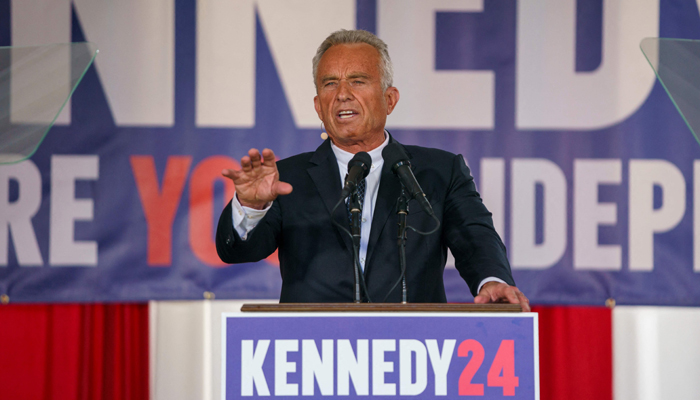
[{"xmin": 475, "ymin": 282, "xmax": 531, "ymax": 312}]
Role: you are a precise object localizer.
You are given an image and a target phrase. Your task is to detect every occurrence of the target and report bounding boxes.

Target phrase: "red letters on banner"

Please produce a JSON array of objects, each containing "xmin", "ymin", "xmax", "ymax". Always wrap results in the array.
[
  {"xmin": 131, "ymin": 156, "xmax": 191, "ymax": 266},
  {"xmin": 131, "ymin": 155, "xmax": 280, "ymax": 267},
  {"xmin": 189, "ymin": 156, "xmax": 238, "ymax": 266},
  {"xmin": 458, "ymin": 339, "xmax": 519, "ymax": 397},
  {"xmin": 458, "ymin": 339, "xmax": 485, "ymax": 395},
  {"xmin": 487, "ymin": 340, "xmax": 519, "ymax": 396}
]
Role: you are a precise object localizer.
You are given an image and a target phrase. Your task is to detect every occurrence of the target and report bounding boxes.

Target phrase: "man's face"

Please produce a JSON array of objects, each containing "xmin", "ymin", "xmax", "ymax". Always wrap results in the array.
[{"xmin": 314, "ymin": 43, "xmax": 399, "ymax": 151}]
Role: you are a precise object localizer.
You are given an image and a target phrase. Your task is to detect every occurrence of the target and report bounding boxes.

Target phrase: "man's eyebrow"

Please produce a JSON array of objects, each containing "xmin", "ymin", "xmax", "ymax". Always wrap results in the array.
[
  {"xmin": 320, "ymin": 73, "xmax": 372, "ymax": 83},
  {"xmin": 347, "ymin": 72, "xmax": 371, "ymax": 80},
  {"xmin": 320, "ymin": 75, "xmax": 339, "ymax": 83}
]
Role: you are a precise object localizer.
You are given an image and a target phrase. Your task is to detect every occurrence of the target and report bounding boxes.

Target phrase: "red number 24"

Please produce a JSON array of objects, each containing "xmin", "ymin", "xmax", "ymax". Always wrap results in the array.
[{"xmin": 458, "ymin": 339, "xmax": 519, "ymax": 396}]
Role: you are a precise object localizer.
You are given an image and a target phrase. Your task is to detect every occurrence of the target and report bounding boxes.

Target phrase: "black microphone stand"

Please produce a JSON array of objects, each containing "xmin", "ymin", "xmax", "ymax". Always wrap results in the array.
[
  {"xmin": 383, "ymin": 172, "xmax": 441, "ymax": 303},
  {"xmin": 396, "ymin": 188, "xmax": 409, "ymax": 303},
  {"xmin": 348, "ymin": 190, "xmax": 363, "ymax": 303}
]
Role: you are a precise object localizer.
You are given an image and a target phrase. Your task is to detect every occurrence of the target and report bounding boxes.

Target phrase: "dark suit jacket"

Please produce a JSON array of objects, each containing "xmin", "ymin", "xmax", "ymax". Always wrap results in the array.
[{"xmin": 216, "ymin": 137, "xmax": 515, "ymax": 302}]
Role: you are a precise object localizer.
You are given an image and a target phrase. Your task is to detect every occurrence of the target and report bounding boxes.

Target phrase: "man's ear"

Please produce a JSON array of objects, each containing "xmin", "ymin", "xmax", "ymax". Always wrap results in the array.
[
  {"xmin": 314, "ymin": 95, "xmax": 323, "ymax": 120},
  {"xmin": 385, "ymin": 87, "xmax": 400, "ymax": 115}
]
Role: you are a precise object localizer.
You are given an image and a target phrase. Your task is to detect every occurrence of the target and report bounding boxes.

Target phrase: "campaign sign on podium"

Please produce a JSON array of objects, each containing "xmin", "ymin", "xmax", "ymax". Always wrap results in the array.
[{"xmin": 222, "ymin": 312, "xmax": 539, "ymax": 399}]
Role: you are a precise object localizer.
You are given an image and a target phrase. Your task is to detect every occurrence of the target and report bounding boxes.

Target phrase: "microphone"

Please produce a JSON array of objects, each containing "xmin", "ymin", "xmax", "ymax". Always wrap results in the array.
[
  {"xmin": 342, "ymin": 152, "xmax": 372, "ymax": 304},
  {"xmin": 340, "ymin": 152, "xmax": 372, "ymax": 199},
  {"xmin": 382, "ymin": 143, "xmax": 435, "ymax": 217}
]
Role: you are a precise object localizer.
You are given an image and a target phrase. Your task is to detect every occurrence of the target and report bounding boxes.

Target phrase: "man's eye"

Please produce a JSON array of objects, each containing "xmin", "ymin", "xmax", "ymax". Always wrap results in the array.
[
  {"xmin": 324, "ymin": 82, "xmax": 337, "ymax": 87},
  {"xmin": 353, "ymin": 80, "xmax": 365, "ymax": 85}
]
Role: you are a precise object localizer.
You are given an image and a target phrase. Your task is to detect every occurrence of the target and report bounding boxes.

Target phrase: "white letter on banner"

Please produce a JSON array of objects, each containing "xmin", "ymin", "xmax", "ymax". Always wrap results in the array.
[
  {"xmin": 511, "ymin": 159, "xmax": 566, "ymax": 268},
  {"xmin": 337, "ymin": 339, "xmax": 369, "ymax": 396},
  {"xmin": 574, "ymin": 159, "xmax": 622, "ymax": 270},
  {"xmin": 274, "ymin": 340, "xmax": 298, "ymax": 396},
  {"xmin": 197, "ymin": 0, "xmax": 253, "ymax": 127},
  {"xmin": 372, "ymin": 339, "xmax": 396, "ymax": 395},
  {"xmin": 241, "ymin": 340, "xmax": 270, "ymax": 396},
  {"xmin": 0, "ymin": 161, "xmax": 43, "ymax": 266},
  {"xmin": 72, "ymin": 0, "xmax": 174, "ymax": 126},
  {"xmin": 516, "ymin": 0, "xmax": 659, "ymax": 129},
  {"xmin": 399, "ymin": 339, "xmax": 427, "ymax": 396},
  {"xmin": 480, "ymin": 158, "xmax": 506, "ymax": 239},
  {"xmin": 49, "ymin": 156, "xmax": 99, "ymax": 266},
  {"xmin": 629, "ymin": 160, "xmax": 686, "ymax": 271},
  {"xmin": 378, "ymin": 0, "xmax": 494, "ymax": 129},
  {"xmin": 426, "ymin": 339, "xmax": 455, "ymax": 396},
  {"xmin": 197, "ymin": 0, "xmax": 354, "ymax": 128},
  {"xmin": 12, "ymin": 0, "xmax": 175, "ymax": 125},
  {"xmin": 695, "ymin": 161, "xmax": 700, "ymax": 273},
  {"xmin": 301, "ymin": 339, "xmax": 333, "ymax": 396}
]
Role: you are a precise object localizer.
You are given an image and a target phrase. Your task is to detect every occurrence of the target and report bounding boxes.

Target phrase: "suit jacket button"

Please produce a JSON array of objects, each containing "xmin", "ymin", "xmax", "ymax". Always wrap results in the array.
[{"xmin": 226, "ymin": 236, "xmax": 232, "ymax": 245}]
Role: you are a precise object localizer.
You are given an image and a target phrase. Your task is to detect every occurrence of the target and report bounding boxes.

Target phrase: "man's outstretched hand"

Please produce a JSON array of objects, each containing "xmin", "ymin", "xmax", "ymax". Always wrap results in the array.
[
  {"xmin": 474, "ymin": 281, "xmax": 531, "ymax": 312},
  {"xmin": 221, "ymin": 148, "xmax": 293, "ymax": 210}
]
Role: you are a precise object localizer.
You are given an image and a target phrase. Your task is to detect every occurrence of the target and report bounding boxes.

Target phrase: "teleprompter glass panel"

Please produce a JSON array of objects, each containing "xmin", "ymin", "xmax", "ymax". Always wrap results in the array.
[
  {"xmin": 641, "ymin": 38, "xmax": 700, "ymax": 146},
  {"xmin": 0, "ymin": 42, "xmax": 98, "ymax": 164}
]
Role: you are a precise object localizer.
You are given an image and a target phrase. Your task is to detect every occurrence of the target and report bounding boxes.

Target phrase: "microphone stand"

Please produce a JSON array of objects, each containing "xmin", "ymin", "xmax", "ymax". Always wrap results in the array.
[
  {"xmin": 396, "ymin": 189, "xmax": 409, "ymax": 303},
  {"xmin": 348, "ymin": 190, "xmax": 363, "ymax": 303},
  {"xmin": 384, "ymin": 177, "xmax": 441, "ymax": 303}
]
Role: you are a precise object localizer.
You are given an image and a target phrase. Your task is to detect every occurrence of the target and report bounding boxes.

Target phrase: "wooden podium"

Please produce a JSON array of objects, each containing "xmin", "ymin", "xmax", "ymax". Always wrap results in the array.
[
  {"xmin": 241, "ymin": 302, "xmax": 522, "ymax": 313},
  {"xmin": 224, "ymin": 302, "xmax": 538, "ymax": 399}
]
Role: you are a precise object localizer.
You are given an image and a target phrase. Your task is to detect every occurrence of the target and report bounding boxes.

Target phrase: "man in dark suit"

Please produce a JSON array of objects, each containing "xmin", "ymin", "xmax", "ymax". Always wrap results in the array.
[{"xmin": 216, "ymin": 30, "xmax": 529, "ymax": 310}]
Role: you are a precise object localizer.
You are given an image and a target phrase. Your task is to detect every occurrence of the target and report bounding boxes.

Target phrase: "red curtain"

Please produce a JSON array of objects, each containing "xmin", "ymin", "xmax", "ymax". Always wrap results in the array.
[
  {"xmin": 534, "ymin": 305, "xmax": 613, "ymax": 400},
  {"xmin": 0, "ymin": 304, "xmax": 611, "ymax": 400},
  {"xmin": 0, "ymin": 303, "xmax": 149, "ymax": 400}
]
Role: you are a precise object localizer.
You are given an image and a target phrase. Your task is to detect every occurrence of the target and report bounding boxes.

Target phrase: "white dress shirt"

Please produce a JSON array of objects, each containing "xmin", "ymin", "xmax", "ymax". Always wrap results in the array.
[{"xmin": 329, "ymin": 133, "xmax": 389, "ymax": 270}]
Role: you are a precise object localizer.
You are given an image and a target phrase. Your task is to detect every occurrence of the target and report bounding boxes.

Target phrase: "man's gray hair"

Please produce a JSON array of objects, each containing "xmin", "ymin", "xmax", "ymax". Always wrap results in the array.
[{"xmin": 312, "ymin": 29, "xmax": 394, "ymax": 91}]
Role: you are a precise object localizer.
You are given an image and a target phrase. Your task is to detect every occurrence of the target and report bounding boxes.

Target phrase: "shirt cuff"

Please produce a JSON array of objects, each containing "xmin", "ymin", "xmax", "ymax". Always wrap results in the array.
[
  {"xmin": 230, "ymin": 193, "xmax": 271, "ymax": 240},
  {"xmin": 476, "ymin": 277, "xmax": 507, "ymax": 294}
]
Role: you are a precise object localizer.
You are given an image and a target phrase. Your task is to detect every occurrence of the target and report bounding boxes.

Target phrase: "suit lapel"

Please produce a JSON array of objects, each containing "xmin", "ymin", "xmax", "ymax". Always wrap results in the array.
[
  {"xmin": 365, "ymin": 138, "xmax": 412, "ymax": 275},
  {"xmin": 307, "ymin": 140, "xmax": 352, "ymax": 252}
]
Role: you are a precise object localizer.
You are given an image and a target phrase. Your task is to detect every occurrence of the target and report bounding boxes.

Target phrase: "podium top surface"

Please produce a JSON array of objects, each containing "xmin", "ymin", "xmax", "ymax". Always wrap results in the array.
[{"xmin": 240, "ymin": 303, "xmax": 522, "ymax": 313}]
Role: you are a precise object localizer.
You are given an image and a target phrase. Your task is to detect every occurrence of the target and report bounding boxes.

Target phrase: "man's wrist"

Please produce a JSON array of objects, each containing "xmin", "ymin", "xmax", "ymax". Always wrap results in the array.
[
  {"xmin": 477, "ymin": 277, "xmax": 507, "ymax": 294},
  {"xmin": 239, "ymin": 201, "xmax": 267, "ymax": 210},
  {"xmin": 237, "ymin": 194, "xmax": 269, "ymax": 210}
]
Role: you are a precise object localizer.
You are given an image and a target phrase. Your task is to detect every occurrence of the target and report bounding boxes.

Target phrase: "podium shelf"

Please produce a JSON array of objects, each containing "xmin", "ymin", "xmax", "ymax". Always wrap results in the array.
[{"xmin": 240, "ymin": 303, "xmax": 522, "ymax": 313}]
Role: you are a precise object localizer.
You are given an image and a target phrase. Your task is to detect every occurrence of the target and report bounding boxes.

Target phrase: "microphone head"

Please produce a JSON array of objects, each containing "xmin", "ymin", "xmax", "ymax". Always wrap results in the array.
[
  {"xmin": 381, "ymin": 143, "xmax": 410, "ymax": 172},
  {"xmin": 348, "ymin": 151, "xmax": 372, "ymax": 178}
]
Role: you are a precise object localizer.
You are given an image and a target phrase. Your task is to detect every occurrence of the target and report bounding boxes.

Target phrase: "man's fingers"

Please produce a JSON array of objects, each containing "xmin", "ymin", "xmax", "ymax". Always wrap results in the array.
[
  {"xmin": 516, "ymin": 291, "xmax": 531, "ymax": 312},
  {"xmin": 474, "ymin": 293, "xmax": 489, "ymax": 304},
  {"xmin": 249, "ymin": 148, "xmax": 262, "ymax": 169},
  {"xmin": 504, "ymin": 288, "xmax": 520, "ymax": 304},
  {"xmin": 476, "ymin": 283, "xmax": 531, "ymax": 311},
  {"xmin": 221, "ymin": 169, "xmax": 240, "ymax": 180},
  {"xmin": 502, "ymin": 287, "xmax": 531, "ymax": 312},
  {"xmin": 273, "ymin": 181, "xmax": 293, "ymax": 196},
  {"xmin": 241, "ymin": 156, "xmax": 252, "ymax": 172},
  {"xmin": 261, "ymin": 148, "xmax": 277, "ymax": 166}
]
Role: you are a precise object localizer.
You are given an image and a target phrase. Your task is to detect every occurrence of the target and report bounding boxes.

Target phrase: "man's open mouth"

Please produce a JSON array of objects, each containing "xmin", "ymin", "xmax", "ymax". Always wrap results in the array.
[{"xmin": 338, "ymin": 110, "xmax": 357, "ymax": 119}]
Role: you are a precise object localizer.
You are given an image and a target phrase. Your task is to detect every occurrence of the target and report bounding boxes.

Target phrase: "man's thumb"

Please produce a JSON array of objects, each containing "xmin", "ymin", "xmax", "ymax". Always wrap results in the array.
[{"xmin": 274, "ymin": 181, "xmax": 293, "ymax": 196}]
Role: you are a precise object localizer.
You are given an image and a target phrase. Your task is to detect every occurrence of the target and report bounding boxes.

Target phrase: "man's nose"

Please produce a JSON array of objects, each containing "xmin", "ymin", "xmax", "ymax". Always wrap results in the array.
[{"xmin": 336, "ymin": 80, "xmax": 354, "ymax": 101}]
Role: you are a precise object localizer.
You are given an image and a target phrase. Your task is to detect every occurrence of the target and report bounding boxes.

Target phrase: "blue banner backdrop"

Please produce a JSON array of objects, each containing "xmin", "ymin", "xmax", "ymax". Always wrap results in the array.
[{"xmin": 1, "ymin": 0, "xmax": 700, "ymax": 305}]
